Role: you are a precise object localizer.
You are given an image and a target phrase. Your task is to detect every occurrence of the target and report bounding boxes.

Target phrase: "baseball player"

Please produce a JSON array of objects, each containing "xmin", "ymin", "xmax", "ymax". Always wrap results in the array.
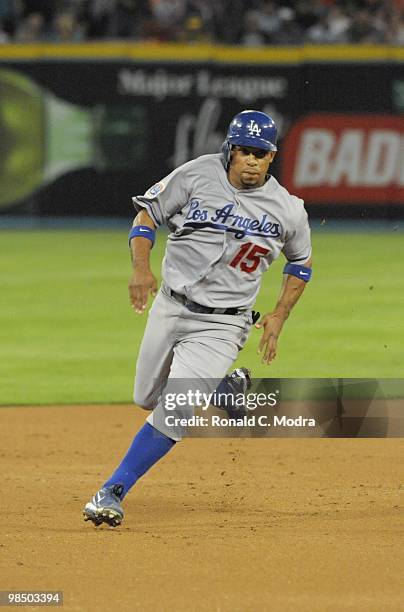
[{"xmin": 84, "ymin": 110, "xmax": 312, "ymax": 527}]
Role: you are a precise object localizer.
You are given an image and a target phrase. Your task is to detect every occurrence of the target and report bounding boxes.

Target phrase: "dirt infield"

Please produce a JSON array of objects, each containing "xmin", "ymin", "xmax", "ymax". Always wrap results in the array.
[{"xmin": 1, "ymin": 404, "xmax": 403, "ymax": 611}]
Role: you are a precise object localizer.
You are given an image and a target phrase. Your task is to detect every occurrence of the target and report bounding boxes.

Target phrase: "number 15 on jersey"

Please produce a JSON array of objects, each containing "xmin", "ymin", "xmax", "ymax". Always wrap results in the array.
[{"xmin": 229, "ymin": 243, "xmax": 270, "ymax": 273}]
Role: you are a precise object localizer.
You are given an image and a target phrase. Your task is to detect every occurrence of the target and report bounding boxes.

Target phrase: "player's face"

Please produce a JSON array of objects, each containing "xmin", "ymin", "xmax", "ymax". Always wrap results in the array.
[{"xmin": 228, "ymin": 146, "xmax": 276, "ymax": 189}]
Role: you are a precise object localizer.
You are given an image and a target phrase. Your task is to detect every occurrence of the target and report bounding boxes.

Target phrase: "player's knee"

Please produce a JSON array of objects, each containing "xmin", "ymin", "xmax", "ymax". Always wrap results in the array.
[
  {"xmin": 133, "ymin": 397, "xmax": 153, "ymax": 411},
  {"xmin": 133, "ymin": 391, "xmax": 154, "ymax": 411},
  {"xmin": 136, "ymin": 403, "xmax": 154, "ymax": 411}
]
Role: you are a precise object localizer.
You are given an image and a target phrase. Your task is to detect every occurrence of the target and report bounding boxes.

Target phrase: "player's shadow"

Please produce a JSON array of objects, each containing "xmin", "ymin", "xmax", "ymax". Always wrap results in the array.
[{"xmin": 245, "ymin": 378, "xmax": 389, "ymax": 438}]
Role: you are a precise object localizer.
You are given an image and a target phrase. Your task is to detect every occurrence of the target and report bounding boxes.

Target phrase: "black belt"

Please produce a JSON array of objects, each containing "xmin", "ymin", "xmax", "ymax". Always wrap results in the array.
[{"xmin": 169, "ymin": 289, "xmax": 241, "ymax": 315}]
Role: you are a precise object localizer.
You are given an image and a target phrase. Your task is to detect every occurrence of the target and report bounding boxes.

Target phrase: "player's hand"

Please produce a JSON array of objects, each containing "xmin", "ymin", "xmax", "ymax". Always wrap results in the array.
[
  {"xmin": 128, "ymin": 268, "xmax": 157, "ymax": 314},
  {"xmin": 255, "ymin": 312, "xmax": 285, "ymax": 365}
]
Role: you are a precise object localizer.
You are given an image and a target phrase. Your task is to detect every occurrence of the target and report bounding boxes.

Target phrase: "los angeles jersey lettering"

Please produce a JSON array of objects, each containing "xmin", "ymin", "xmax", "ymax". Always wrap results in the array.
[{"xmin": 184, "ymin": 200, "xmax": 281, "ymax": 240}]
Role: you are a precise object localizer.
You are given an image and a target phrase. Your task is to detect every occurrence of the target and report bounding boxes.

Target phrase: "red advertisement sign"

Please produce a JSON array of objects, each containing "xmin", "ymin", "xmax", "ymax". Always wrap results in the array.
[{"xmin": 282, "ymin": 114, "xmax": 404, "ymax": 204}]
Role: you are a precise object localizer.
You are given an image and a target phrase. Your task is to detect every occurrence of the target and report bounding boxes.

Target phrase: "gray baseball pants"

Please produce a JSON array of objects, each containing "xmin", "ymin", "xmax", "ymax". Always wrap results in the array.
[{"xmin": 134, "ymin": 284, "xmax": 252, "ymax": 440}]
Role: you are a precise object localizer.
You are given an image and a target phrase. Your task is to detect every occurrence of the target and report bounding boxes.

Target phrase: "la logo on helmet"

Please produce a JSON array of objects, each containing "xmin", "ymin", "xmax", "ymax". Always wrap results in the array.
[{"xmin": 247, "ymin": 120, "xmax": 262, "ymax": 136}]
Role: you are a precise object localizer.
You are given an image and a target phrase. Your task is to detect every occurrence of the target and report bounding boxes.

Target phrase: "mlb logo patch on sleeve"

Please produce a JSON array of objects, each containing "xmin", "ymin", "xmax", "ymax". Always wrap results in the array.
[{"xmin": 145, "ymin": 182, "xmax": 165, "ymax": 198}]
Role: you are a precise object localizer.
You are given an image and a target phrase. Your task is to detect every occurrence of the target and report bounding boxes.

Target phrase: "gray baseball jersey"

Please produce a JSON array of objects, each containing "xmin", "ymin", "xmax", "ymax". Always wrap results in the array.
[{"xmin": 133, "ymin": 153, "xmax": 311, "ymax": 310}]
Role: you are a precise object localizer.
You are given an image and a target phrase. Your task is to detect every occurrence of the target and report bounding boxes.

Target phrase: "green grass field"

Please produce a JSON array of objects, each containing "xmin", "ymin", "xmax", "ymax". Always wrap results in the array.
[{"xmin": 1, "ymin": 228, "xmax": 403, "ymax": 405}]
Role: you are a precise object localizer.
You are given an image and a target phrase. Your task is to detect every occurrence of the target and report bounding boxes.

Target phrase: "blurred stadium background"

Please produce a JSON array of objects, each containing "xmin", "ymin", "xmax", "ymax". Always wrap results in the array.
[{"xmin": 1, "ymin": 0, "xmax": 403, "ymax": 405}]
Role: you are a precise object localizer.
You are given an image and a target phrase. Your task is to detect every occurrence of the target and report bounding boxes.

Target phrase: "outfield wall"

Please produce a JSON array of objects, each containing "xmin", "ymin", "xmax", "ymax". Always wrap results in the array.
[{"xmin": 0, "ymin": 43, "xmax": 403, "ymax": 217}]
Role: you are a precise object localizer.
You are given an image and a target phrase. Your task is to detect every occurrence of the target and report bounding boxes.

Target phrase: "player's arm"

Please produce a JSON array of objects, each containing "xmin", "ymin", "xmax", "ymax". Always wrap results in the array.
[
  {"xmin": 256, "ymin": 258, "xmax": 312, "ymax": 365},
  {"xmin": 128, "ymin": 209, "xmax": 158, "ymax": 314},
  {"xmin": 129, "ymin": 165, "xmax": 191, "ymax": 312}
]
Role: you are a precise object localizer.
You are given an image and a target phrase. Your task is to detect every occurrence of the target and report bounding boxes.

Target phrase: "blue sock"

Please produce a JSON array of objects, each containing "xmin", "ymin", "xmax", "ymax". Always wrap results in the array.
[{"xmin": 103, "ymin": 422, "xmax": 176, "ymax": 498}]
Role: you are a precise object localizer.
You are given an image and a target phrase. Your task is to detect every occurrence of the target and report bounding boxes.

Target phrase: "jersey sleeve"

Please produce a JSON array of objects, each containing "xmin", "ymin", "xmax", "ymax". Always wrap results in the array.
[
  {"xmin": 282, "ymin": 198, "xmax": 312, "ymax": 263},
  {"xmin": 132, "ymin": 165, "xmax": 190, "ymax": 227}
]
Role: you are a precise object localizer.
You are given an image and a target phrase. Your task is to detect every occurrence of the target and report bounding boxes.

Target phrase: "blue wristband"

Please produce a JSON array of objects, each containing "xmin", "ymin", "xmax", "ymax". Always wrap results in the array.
[
  {"xmin": 128, "ymin": 225, "xmax": 155, "ymax": 247},
  {"xmin": 283, "ymin": 263, "xmax": 312, "ymax": 282}
]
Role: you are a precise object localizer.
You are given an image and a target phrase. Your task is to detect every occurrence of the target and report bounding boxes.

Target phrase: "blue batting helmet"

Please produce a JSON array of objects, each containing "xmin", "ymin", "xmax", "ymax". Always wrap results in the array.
[{"xmin": 221, "ymin": 110, "xmax": 278, "ymax": 168}]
